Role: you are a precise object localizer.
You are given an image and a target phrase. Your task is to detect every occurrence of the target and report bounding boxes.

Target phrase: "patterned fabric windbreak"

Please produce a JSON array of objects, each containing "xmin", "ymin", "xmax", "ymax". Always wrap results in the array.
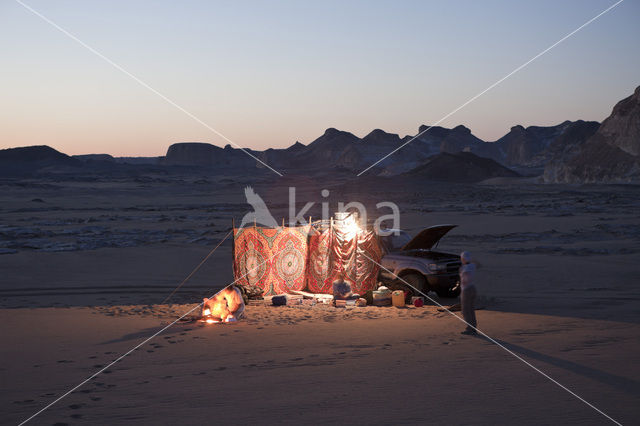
[
  {"xmin": 305, "ymin": 227, "xmax": 334, "ymax": 293},
  {"xmin": 233, "ymin": 226, "xmax": 309, "ymax": 296},
  {"xmin": 233, "ymin": 224, "xmax": 382, "ymax": 296},
  {"xmin": 354, "ymin": 230, "xmax": 384, "ymax": 294}
]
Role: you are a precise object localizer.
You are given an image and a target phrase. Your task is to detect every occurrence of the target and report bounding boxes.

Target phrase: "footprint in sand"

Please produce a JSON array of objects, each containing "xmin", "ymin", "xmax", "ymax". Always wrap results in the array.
[{"xmin": 68, "ymin": 404, "xmax": 83, "ymax": 410}]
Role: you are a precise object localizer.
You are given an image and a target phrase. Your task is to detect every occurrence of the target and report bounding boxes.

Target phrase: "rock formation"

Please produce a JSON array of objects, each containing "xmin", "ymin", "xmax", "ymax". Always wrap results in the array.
[{"xmin": 544, "ymin": 86, "xmax": 640, "ymax": 183}]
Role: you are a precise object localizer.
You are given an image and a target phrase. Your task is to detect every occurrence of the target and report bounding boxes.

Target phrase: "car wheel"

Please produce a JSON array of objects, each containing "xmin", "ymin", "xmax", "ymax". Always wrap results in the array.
[{"xmin": 396, "ymin": 273, "xmax": 427, "ymax": 302}]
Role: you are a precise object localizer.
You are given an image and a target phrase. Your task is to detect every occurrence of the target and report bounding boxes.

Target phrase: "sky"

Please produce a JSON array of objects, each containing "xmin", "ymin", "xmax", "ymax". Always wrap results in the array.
[{"xmin": 1, "ymin": 0, "xmax": 638, "ymax": 156}]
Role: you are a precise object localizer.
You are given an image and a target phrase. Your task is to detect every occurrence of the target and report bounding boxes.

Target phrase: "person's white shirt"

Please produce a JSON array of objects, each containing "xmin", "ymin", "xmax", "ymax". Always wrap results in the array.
[{"xmin": 460, "ymin": 262, "xmax": 476, "ymax": 289}]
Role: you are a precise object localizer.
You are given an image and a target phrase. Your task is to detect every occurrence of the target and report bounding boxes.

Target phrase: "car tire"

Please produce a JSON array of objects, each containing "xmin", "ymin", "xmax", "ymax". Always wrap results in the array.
[{"xmin": 396, "ymin": 273, "xmax": 427, "ymax": 302}]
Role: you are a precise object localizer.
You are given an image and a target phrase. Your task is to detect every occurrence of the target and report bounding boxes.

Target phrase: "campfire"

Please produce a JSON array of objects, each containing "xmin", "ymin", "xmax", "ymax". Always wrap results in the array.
[{"xmin": 201, "ymin": 286, "xmax": 245, "ymax": 324}]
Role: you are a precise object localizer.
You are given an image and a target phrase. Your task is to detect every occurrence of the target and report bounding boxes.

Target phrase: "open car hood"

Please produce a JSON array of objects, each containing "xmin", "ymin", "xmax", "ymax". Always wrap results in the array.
[{"xmin": 402, "ymin": 224, "xmax": 457, "ymax": 251}]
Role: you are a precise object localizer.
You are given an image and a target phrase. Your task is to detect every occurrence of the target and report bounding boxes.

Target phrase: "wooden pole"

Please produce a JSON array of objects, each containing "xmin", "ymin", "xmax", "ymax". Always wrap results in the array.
[{"xmin": 231, "ymin": 218, "xmax": 236, "ymax": 278}]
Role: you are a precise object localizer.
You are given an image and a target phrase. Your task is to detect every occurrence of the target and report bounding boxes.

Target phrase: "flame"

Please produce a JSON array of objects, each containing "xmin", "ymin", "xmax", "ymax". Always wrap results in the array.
[{"xmin": 202, "ymin": 287, "xmax": 244, "ymax": 324}]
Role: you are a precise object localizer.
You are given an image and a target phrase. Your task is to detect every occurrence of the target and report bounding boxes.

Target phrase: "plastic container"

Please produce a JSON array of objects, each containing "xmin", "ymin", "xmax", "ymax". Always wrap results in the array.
[
  {"xmin": 372, "ymin": 288, "xmax": 392, "ymax": 306},
  {"xmin": 411, "ymin": 296, "xmax": 424, "ymax": 307},
  {"xmin": 392, "ymin": 290, "xmax": 405, "ymax": 307}
]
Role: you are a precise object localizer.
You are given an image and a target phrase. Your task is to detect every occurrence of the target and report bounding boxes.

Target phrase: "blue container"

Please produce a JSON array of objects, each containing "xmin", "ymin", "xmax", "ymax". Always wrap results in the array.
[{"xmin": 272, "ymin": 295, "xmax": 287, "ymax": 306}]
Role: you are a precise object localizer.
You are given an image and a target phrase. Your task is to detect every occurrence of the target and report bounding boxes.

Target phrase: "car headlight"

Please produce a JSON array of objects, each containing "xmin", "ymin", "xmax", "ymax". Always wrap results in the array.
[{"xmin": 428, "ymin": 263, "xmax": 447, "ymax": 273}]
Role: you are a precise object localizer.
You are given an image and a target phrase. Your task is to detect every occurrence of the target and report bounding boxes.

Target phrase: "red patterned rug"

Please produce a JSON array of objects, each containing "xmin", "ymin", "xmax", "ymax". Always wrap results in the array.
[{"xmin": 234, "ymin": 224, "xmax": 382, "ymax": 296}]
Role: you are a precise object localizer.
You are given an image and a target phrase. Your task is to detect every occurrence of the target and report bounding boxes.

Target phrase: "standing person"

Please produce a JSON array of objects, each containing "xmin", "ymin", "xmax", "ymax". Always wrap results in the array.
[{"xmin": 459, "ymin": 251, "xmax": 478, "ymax": 335}]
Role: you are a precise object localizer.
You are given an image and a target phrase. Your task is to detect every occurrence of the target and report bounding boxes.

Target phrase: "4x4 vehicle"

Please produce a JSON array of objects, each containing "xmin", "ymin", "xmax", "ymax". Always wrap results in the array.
[{"xmin": 377, "ymin": 225, "xmax": 461, "ymax": 300}]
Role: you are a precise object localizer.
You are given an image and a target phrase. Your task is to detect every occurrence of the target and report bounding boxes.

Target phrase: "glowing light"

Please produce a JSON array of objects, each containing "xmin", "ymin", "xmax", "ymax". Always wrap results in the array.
[
  {"xmin": 344, "ymin": 220, "xmax": 360, "ymax": 238},
  {"xmin": 203, "ymin": 308, "xmax": 211, "ymax": 316},
  {"xmin": 339, "ymin": 214, "xmax": 360, "ymax": 239},
  {"xmin": 205, "ymin": 318, "xmax": 219, "ymax": 324}
]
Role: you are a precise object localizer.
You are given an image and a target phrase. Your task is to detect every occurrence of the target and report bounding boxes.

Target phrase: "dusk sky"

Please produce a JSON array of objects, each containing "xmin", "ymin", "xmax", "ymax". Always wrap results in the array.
[{"xmin": 1, "ymin": 0, "xmax": 638, "ymax": 156}]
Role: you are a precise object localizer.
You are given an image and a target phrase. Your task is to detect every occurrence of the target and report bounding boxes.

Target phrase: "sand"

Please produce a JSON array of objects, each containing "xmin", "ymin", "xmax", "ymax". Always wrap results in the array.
[
  {"xmin": 1, "ymin": 177, "xmax": 639, "ymax": 424},
  {"xmin": 2, "ymin": 303, "xmax": 638, "ymax": 425}
]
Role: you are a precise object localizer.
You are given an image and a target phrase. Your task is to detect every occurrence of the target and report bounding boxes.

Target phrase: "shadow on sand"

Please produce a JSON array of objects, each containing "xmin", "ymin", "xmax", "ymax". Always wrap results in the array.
[{"xmin": 473, "ymin": 336, "xmax": 640, "ymax": 396}]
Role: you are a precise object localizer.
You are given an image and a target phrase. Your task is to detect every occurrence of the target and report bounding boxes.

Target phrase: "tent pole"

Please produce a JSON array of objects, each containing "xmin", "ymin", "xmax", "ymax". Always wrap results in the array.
[{"xmin": 231, "ymin": 218, "xmax": 236, "ymax": 279}]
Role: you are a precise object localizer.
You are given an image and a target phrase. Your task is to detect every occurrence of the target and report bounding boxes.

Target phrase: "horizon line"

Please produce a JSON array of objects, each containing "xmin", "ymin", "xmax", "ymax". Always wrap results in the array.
[{"xmin": 0, "ymin": 117, "xmax": 601, "ymax": 158}]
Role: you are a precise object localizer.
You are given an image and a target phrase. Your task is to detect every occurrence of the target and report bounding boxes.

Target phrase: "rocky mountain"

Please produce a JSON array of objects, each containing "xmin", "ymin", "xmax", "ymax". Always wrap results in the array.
[
  {"xmin": 489, "ymin": 121, "xmax": 573, "ymax": 166},
  {"xmin": 164, "ymin": 142, "xmax": 258, "ymax": 168},
  {"xmin": 0, "ymin": 145, "xmax": 81, "ymax": 176},
  {"xmin": 73, "ymin": 154, "xmax": 116, "ymax": 163},
  {"xmin": 415, "ymin": 124, "xmax": 487, "ymax": 154},
  {"xmin": 4, "ymin": 86, "xmax": 637, "ymax": 182},
  {"xmin": 596, "ymin": 86, "xmax": 640, "ymax": 156},
  {"xmin": 160, "ymin": 124, "xmax": 494, "ymax": 175},
  {"xmin": 402, "ymin": 151, "xmax": 520, "ymax": 183},
  {"xmin": 544, "ymin": 86, "xmax": 640, "ymax": 183}
]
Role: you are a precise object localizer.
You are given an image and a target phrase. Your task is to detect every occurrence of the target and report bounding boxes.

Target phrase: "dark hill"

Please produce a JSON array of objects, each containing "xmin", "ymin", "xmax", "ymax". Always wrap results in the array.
[
  {"xmin": 403, "ymin": 151, "xmax": 520, "ymax": 183},
  {"xmin": 0, "ymin": 145, "xmax": 80, "ymax": 175}
]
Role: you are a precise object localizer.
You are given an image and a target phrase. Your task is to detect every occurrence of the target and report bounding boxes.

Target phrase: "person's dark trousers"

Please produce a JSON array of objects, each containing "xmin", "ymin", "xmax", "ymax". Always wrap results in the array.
[{"xmin": 461, "ymin": 285, "xmax": 477, "ymax": 331}]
